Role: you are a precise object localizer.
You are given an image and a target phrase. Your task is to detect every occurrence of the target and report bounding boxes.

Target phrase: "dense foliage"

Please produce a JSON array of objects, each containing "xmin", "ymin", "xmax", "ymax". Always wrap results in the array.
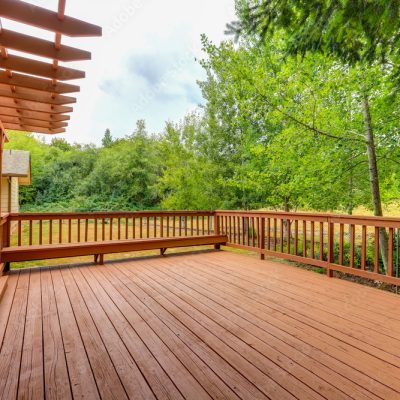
[{"xmin": 5, "ymin": 1, "xmax": 400, "ymax": 215}]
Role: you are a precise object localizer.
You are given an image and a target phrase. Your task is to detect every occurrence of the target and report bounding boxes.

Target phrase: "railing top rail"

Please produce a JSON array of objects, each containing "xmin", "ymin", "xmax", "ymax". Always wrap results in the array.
[
  {"xmin": 6, "ymin": 209, "xmax": 400, "ymax": 227},
  {"xmin": 8, "ymin": 210, "xmax": 215, "ymax": 220},
  {"xmin": 215, "ymin": 210, "xmax": 400, "ymax": 226}
]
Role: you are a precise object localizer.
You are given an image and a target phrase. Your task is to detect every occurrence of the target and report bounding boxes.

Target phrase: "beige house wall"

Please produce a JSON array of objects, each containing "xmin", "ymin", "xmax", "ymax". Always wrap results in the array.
[{"xmin": 1, "ymin": 177, "xmax": 20, "ymax": 214}]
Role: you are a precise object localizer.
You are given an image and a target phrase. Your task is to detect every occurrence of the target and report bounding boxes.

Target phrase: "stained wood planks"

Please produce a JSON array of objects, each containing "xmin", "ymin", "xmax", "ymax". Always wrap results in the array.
[{"xmin": 0, "ymin": 252, "xmax": 399, "ymax": 399}]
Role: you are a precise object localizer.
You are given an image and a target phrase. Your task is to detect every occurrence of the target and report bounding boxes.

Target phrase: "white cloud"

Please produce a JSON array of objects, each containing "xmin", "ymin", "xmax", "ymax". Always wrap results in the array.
[{"xmin": 2, "ymin": 0, "xmax": 237, "ymax": 144}]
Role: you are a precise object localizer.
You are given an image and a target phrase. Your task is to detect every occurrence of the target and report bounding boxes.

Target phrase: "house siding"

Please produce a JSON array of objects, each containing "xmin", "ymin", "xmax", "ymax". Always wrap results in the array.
[{"xmin": 1, "ymin": 177, "xmax": 19, "ymax": 213}]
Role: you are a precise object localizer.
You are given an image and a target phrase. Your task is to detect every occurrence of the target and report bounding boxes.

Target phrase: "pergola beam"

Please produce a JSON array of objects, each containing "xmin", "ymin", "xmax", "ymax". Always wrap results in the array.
[
  {"xmin": 0, "ymin": 54, "xmax": 85, "ymax": 81},
  {"xmin": 0, "ymin": 115, "xmax": 67, "ymax": 129},
  {"xmin": 0, "ymin": 87, "xmax": 76, "ymax": 105},
  {"xmin": 0, "ymin": 29, "xmax": 91, "ymax": 62},
  {"xmin": 0, "ymin": 97, "xmax": 73, "ymax": 114},
  {"xmin": 0, "ymin": 71, "xmax": 80, "ymax": 94},
  {"xmin": 3, "ymin": 122, "xmax": 66, "ymax": 134},
  {"xmin": 0, "ymin": 107, "xmax": 70, "ymax": 122},
  {"xmin": 0, "ymin": 0, "xmax": 102, "ymax": 37}
]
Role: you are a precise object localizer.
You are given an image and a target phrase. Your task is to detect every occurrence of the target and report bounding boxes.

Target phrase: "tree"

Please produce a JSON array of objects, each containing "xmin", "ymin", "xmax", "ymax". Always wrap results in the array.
[
  {"xmin": 228, "ymin": 0, "xmax": 400, "ymax": 269},
  {"xmin": 77, "ymin": 120, "xmax": 160, "ymax": 210},
  {"xmin": 157, "ymin": 113, "xmax": 223, "ymax": 209},
  {"xmin": 102, "ymin": 128, "xmax": 113, "ymax": 148},
  {"xmin": 229, "ymin": 0, "xmax": 400, "ymax": 68},
  {"xmin": 198, "ymin": 36, "xmax": 374, "ymax": 212}
]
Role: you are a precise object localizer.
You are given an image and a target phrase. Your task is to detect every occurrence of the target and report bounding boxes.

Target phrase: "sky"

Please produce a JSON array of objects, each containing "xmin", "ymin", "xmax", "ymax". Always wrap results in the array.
[{"xmin": 2, "ymin": 0, "xmax": 237, "ymax": 144}]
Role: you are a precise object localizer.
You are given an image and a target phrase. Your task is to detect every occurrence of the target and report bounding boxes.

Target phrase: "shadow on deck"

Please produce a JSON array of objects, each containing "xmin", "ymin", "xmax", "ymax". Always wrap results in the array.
[{"xmin": 0, "ymin": 250, "xmax": 400, "ymax": 399}]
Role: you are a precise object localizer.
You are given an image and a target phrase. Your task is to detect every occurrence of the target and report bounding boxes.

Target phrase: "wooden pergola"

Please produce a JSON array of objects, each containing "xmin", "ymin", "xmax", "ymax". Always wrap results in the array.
[
  {"xmin": 0, "ymin": 0, "xmax": 101, "ymax": 135},
  {"xmin": 0, "ymin": 0, "xmax": 101, "ymax": 208}
]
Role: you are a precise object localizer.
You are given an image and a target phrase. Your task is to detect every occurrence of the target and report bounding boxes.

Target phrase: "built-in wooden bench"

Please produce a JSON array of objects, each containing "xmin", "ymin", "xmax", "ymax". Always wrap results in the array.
[{"xmin": 1, "ymin": 234, "xmax": 228, "ymax": 267}]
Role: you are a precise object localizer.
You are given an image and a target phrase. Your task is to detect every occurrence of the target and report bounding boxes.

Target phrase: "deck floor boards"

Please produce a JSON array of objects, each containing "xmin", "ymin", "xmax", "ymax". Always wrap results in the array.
[{"xmin": 0, "ymin": 250, "xmax": 400, "ymax": 399}]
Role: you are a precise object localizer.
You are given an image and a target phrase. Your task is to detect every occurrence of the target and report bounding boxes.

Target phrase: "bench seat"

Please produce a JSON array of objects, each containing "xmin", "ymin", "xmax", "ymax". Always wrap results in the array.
[{"xmin": 1, "ymin": 234, "xmax": 228, "ymax": 265}]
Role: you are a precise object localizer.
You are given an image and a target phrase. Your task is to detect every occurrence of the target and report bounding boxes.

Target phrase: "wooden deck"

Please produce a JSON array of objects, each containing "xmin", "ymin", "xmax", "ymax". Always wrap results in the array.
[{"xmin": 0, "ymin": 250, "xmax": 400, "ymax": 399}]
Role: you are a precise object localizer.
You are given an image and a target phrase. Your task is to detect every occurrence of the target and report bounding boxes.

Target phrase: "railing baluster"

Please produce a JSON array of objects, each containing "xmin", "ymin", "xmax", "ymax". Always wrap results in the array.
[
  {"xmin": 260, "ymin": 217, "xmax": 265, "ymax": 260},
  {"xmin": 374, "ymin": 227, "xmax": 380, "ymax": 273},
  {"xmin": 18, "ymin": 220, "xmax": 22, "ymax": 246},
  {"xmin": 339, "ymin": 223, "xmax": 344, "ymax": 265},
  {"xmin": 349, "ymin": 224, "xmax": 355, "ymax": 268},
  {"xmin": 154, "ymin": 216, "xmax": 157, "ymax": 238},
  {"xmin": 40, "ymin": 220, "xmax": 43, "ymax": 245},
  {"xmin": 207, "ymin": 216, "xmax": 211, "ymax": 235},
  {"xmin": 166, "ymin": 216, "xmax": 170, "ymax": 237},
  {"xmin": 190, "ymin": 216, "xmax": 194, "ymax": 236},
  {"xmin": 361, "ymin": 225, "xmax": 367, "ymax": 270},
  {"xmin": 310, "ymin": 221, "xmax": 315, "ymax": 259},
  {"xmin": 286, "ymin": 219, "xmax": 291, "ymax": 254},
  {"xmin": 29, "ymin": 220, "xmax": 33, "ymax": 246},
  {"xmin": 49, "ymin": 219, "xmax": 53, "ymax": 244},
  {"xmin": 294, "ymin": 220, "xmax": 298, "ymax": 256},
  {"xmin": 85, "ymin": 219, "xmax": 89, "ymax": 242},
  {"xmin": 280, "ymin": 219, "xmax": 284, "ymax": 252},
  {"xmin": 266, "ymin": 218, "xmax": 270, "ymax": 250},
  {"xmin": 302, "ymin": 220, "xmax": 307, "ymax": 257},
  {"xmin": 110, "ymin": 218, "xmax": 113, "ymax": 240},
  {"xmin": 252, "ymin": 217, "xmax": 255, "ymax": 248},
  {"xmin": 185, "ymin": 216, "xmax": 188, "ymax": 236},
  {"xmin": 94, "ymin": 219, "xmax": 98, "ymax": 241},
  {"xmin": 117, "ymin": 218, "xmax": 121, "ymax": 240},
  {"xmin": 173, "ymin": 217, "xmax": 176, "ymax": 237},
  {"xmin": 125, "ymin": 217, "xmax": 129, "ymax": 239},
  {"xmin": 388, "ymin": 228, "xmax": 394, "ymax": 277},
  {"xmin": 102, "ymin": 218, "xmax": 105, "ymax": 241},
  {"xmin": 67, "ymin": 219, "xmax": 71, "ymax": 243},
  {"xmin": 146, "ymin": 217, "xmax": 150, "ymax": 238},
  {"xmin": 274, "ymin": 218, "xmax": 277, "ymax": 251},
  {"xmin": 202, "ymin": 216, "xmax": 205, "ymax": 235},
  {"xmin": 319, "ymin": 222, "xmax": 324, "ymax": 261},
  {"xmin": 160, "ymin": 216, "xmax": 164, "ymax": 238},
  {"xmin": 77, "ymin": 219, "xmax": 81, "ymax": 242},
  {"xmin": 327, "ymin": 222, "xmax": 334, "ymax": 277},
  {"xmin": 59, "ymin": 219, "xmax": 62, "ymax": 244}
]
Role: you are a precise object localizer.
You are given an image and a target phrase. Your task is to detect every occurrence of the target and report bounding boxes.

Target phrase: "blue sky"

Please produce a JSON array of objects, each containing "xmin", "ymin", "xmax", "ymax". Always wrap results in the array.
[{"xmin": 3, "ymin": 0, "xmax": 237, "ymax": 144}]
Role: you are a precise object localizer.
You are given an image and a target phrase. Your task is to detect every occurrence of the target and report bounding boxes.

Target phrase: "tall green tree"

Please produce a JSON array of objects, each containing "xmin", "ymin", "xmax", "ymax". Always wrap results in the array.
[{"xmin": 102, "ymin": 128, "xmax": 113, "ymax": 148}]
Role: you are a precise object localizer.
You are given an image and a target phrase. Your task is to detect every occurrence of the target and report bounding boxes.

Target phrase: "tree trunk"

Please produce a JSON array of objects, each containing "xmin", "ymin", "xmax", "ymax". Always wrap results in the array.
[{"xmin": 362, "ymin": 94, "xmax": 389, "ymax": 272}]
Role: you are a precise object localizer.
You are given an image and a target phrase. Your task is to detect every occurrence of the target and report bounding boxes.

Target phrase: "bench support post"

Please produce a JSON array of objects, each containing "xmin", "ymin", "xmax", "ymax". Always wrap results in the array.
[
  {"xmin": 160, "ymin": 248, "xmax": 167, "ymax": 256},
  {"xmin": 214, "ymin": 244, "xmax": 221, "ymax": 250},
  {"xmin": 4, "ymin": 262, "xmax": 10, "ymax": 273},
  {"xmin": 94, "ymin": 254, "xmax": 104, "ymax": 265}
]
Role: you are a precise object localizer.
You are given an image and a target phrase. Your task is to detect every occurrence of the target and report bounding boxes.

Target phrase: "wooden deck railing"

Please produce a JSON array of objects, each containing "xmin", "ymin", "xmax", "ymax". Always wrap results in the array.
[
  {"xmin": 7, "ymin": 211, "xmax": 215, "ymax": 246},
  {"xmin": 0, "ymin": 210, "xmax": 399, "ymax": 286},
  {"xmin": 215, "ymin": 211, "xmax": 400, "ymax": 286}
]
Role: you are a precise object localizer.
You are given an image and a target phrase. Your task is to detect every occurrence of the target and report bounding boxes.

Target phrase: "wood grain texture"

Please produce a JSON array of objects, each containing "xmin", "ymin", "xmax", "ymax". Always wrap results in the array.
[{"xmin": 0, "ymin": 251, "xmax": 399, "ymax": 399}]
